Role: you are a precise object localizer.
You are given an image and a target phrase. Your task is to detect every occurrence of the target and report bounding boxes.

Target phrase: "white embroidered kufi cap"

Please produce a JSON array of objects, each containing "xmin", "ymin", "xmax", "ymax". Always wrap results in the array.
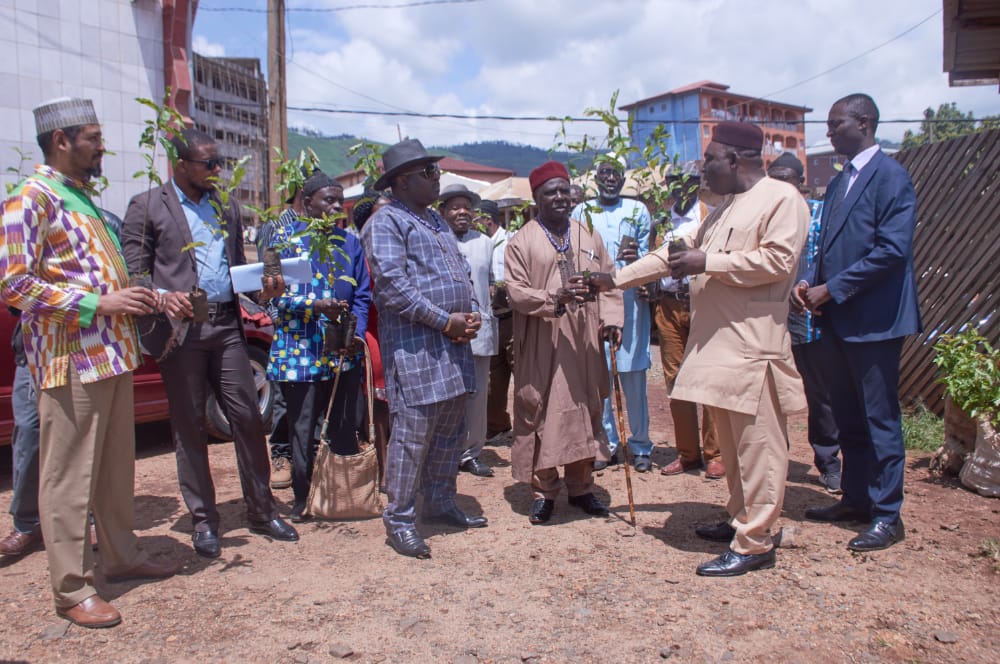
[{"xmin": 33, "ymin": 97, "xmax": 99, "ymax": 135}]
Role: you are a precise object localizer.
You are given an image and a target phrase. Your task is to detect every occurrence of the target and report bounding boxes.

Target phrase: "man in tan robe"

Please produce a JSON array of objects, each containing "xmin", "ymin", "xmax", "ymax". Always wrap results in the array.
[
  {"xmin": 505, "ymin": 161, "xmax": 624, "ymax": 525},
  {"xmin": 593, "ymin": 122, "xmax": 808, "ymax": 575}
]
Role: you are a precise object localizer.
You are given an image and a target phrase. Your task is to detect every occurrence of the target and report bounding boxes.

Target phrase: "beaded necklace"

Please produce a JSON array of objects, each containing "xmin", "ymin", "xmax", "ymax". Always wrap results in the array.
[
  {"xmin": 539, "ymin": 220, "xmax": 571, "ymax": 254},
  {"xmin": 539, "ymin": 219, "xmax": 575, "ymax": 287},
  {"xmin": 392, "ymin": 200, "xmax": 442, "ymax": 233}
]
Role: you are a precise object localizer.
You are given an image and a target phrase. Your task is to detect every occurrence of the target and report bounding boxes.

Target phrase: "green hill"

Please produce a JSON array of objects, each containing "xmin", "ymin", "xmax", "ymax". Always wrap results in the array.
[{"xmin": 286, "ymin": 129, "xmax": 594, "ymax": 177}]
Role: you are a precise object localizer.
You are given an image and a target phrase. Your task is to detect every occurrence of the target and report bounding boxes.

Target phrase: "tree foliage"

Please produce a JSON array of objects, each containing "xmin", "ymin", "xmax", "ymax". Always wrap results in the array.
[{"xmin": 901, "ymin": 103, "xmax": 1000, "ymax": 150}]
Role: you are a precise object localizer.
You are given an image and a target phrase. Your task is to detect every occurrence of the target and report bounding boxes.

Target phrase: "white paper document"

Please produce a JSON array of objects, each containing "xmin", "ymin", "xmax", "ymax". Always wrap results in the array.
[{"xmin": 230, "ymin": 255, "xmax": 313, "ymax": 293}]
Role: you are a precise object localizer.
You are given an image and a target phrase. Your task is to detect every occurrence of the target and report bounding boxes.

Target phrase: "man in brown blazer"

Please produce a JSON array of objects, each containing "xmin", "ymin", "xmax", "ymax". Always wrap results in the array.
[
  {"xmin": 592, "ymin": 122, "xmax": 808, "ymax": 576},
  {"xmin": 122, "ymin": 128, "xmax": 297, "ymax": 558}
]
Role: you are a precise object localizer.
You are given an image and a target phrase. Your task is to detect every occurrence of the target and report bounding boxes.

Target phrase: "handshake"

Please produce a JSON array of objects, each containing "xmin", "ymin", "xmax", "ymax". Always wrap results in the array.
[{"xmin": 583, "ymin": 239, "xmax": 708, "ymax": 294}]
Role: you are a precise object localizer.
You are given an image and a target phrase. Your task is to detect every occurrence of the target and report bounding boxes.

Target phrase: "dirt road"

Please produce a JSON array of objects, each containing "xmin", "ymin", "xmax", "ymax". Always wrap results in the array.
[{"xmin": 1, "ymin": 374, "xmax": 998, "ymax": 663}]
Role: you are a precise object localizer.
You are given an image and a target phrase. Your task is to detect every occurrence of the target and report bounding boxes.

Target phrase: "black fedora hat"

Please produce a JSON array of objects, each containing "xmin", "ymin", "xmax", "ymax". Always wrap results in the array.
[
  {"xmin": 374, "ymin": 138, "xmax": 444, "ymax": 190},
  {"xmin": 438, "ymin": 183, "xmax": 481, "ymax": 208}
]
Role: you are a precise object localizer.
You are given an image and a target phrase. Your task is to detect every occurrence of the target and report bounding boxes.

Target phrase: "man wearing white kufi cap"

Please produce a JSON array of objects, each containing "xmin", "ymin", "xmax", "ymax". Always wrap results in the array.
[{"xmin": 0, "ymin": 97, "xmax": 177, "ymax": 629}]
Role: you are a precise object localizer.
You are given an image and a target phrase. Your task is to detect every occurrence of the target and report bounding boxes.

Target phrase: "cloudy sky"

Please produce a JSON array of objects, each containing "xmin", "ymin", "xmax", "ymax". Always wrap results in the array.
[{"xmin": 193, "ymin": 0, "xmax": 998, "ymax": 150}]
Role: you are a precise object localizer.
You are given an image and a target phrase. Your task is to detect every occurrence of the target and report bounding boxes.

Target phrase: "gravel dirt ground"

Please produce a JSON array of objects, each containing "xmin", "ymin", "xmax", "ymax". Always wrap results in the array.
[{"xmin": 1, "ymin": 361, "xmax": 998, "ymax": 663}]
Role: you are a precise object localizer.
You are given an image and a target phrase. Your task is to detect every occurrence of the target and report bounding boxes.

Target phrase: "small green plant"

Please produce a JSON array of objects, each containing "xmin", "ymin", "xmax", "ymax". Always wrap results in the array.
[
  {"xmin": 901, "ymin": 404, "xmax": 945, "ymax": 451},
  {"xmin": 506, "ymin": 199, "xmax": 533, "ymax": 233},
  {"xmin": 134, "ymin": 90, "xmax": 187, "ymax": 188},
  {"xmin": 932, "ymin": 328, "xmax": 1000, "ymax": 427},
  {"xmin": 273, "ymin": 146, "xmax": 320, "ymax": 204},
  {"xmin": 975, "ymin": 537, "xmax": 1000, "ymax": 573},
  {"xmin": 4, "ymin": 147, "xmax": 33, "ymax": 195},
  {"xmin": 553, "ymin": 91, "xmax": 682, "ymax": 255}
]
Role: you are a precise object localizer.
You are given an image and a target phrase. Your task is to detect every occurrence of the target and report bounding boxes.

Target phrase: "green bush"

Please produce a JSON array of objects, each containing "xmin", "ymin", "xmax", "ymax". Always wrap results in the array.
[{"xmin": 932, "ymin": 328, "xmax": 1000, "ymax": 427}]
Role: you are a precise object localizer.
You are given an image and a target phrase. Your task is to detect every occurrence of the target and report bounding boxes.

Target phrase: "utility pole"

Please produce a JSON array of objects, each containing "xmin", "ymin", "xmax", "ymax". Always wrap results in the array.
[{"xmin": 267, "ymin": 0, "xmax": 287, "ymax": 208}]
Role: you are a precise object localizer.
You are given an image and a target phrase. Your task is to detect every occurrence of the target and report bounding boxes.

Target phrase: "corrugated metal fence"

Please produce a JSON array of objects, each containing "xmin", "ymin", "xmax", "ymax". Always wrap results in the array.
[{"xmin": 894, "ymin": 129, "xmax": 1000, "ymax": 414}]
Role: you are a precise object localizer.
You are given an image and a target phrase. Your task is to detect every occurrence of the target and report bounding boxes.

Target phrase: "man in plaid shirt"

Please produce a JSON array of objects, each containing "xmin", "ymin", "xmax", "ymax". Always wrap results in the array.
[{"xmin": 360, "ymin": 139, "xmax": 486, "ymax": 559}]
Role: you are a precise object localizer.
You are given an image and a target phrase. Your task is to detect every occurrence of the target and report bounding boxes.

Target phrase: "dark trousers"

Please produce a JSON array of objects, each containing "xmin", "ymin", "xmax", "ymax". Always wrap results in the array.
[
  {"xmin": 819, "ymin": 333, "xmax": 906, "ymax": 523},
  {"xmin": 9, "ymin": 364, "xmax": 40, "ymax": 533},
  {"xmin": 268, "ymin": 381, "xmax": 290, "ymax": 459},
  {"xmin": 280, "ymin": 366, "xmax": 361, "ymax": 505},
  {"xmin": 486, "ymin": 314, "xmax": 514, "ymax": 437},
  {"xmin": 792, "ymin": 339, "xmax": 841, "ymax": 475},
  {"xmin": 158, "ymin": 312, "xmax": 276, "ymax": 532}
]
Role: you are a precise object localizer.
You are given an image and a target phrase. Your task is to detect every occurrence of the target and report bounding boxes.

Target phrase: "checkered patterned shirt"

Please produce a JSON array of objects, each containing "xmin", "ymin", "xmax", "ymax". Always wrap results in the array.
[
  {"xmin": 360, "ymin": 202, "xmax": 475, "ymax": 407},
  {"xmin": 0, "ymin": 165, "xmax": 141, "ymax": 388}
]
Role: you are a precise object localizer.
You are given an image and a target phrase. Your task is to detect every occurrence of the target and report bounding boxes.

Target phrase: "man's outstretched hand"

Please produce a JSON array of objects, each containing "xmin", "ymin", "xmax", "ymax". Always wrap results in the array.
[
  {"xmin": 667, "ymin": 249, "xmax": 706, "ymax": 279},
  {"xmin": 587, "ymin": 272, "xmax": 616, "ymax": 292}
]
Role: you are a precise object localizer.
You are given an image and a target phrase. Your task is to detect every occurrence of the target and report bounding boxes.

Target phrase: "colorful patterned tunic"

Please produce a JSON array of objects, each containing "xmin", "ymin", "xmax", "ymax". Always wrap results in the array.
[
  {"xmin": 264, "ymin": 218, "xmax": 371, "ymax": 382},
  {"xmin": 0, "ymin": 165, "xmax": 140, "ymax": 388}
]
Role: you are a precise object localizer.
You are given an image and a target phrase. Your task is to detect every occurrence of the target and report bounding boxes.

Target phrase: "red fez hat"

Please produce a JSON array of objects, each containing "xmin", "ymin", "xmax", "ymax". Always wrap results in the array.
[
  {"xmin": 712, "ymin": 121, "xmax": 764, "ymax": 151},
  {"xmin": 529, "ymin": 160, "xmax": 570, "ymax": 192}
]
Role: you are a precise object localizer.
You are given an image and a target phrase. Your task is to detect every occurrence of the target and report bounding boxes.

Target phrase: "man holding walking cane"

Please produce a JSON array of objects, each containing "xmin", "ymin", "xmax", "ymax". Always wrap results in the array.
[{"xmin": 504, "ymin": 161, "xmax": 623, "ymax": 525}]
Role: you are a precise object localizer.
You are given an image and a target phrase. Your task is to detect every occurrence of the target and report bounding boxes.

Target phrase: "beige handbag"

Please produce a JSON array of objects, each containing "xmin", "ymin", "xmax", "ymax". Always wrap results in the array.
[{"xmin": 305, "ymin": 337, "xmax": 384, "ymax": 520}]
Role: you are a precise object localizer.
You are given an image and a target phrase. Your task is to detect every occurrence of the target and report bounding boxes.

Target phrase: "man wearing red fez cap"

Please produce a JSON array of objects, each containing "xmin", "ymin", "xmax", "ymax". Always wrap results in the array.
[
  {"xmin": 590, "ymin": 122, "xmax": 810, "ymax": 576},
  {"xmin": 504, "ymin": 161, "xmax": 624, "ymax": 525}
]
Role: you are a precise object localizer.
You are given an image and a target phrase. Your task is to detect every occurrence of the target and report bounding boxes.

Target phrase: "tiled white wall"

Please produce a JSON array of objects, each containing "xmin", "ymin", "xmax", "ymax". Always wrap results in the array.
[{"xmin": 0, "ymin": 0, "xmax": 169, "ymax": 217}]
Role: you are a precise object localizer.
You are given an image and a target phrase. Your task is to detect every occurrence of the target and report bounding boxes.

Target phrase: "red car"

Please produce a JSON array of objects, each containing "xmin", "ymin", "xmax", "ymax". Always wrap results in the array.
[
  {"xmin": 0, "ymin": 296, "xmax": 275, "ymax": 444},
  {"xmin": 0, "ymin": 298, "xmax": 390, "ymax": 447}
]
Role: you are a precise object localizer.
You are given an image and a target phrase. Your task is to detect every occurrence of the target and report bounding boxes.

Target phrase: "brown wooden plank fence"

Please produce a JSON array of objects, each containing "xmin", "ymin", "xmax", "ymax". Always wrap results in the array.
[{"xmin": 894, "ymin": 129, "xmax": 1000, "ymax": 414}]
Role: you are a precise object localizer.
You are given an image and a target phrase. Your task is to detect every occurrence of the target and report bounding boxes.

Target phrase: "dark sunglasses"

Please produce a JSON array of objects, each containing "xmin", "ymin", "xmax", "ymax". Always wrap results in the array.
[
  {"xmin": 401, "ymin": 163, "xmax": 441, "ymax": 180},
  {"xmin": 186, "ymin": 158, "xmax": 225, "ymax": 170}
]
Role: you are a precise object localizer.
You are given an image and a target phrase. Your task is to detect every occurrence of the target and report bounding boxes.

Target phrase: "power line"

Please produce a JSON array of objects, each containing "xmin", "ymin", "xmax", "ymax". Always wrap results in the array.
[
  {"xmin": 286, "ymin": 104, "xmax": 977, "ymax": 126},
  {"xmin": 200, "ymin": 0, "xmax": 483, "ymax": 12},
  {"xmin": 752, "ymin": 9, "xmax": 943, "ymax": 103}
]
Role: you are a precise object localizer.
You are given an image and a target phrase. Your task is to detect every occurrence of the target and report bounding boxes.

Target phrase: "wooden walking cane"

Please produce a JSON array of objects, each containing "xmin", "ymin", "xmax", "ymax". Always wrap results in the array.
[{"xmin": 609, "ymin": 344, "xmax": 637, "ymax": 527}]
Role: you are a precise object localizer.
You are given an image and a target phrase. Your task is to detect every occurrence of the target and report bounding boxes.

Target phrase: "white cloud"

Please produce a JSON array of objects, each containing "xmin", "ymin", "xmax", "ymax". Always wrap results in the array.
[
  {"xmin": 192, "ymin": 35, "xmax": 226, "ymax": 58},
  {"xmin": 195, "ymin": 0, "xmax": 999, "ymax": 150}
]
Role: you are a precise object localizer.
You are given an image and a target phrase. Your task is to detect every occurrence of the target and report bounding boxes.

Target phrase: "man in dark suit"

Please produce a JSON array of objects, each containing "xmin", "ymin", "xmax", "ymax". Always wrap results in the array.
[
  {"xmin": 123, "ymin": 128, "xmax": 297, "ymax": 558},
  {"xmin": 793, "ymin": 93, "xmax": 922, "ymax": 552}
]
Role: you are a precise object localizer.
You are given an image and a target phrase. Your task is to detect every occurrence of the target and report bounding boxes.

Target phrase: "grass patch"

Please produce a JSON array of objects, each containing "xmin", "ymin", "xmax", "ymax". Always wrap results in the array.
[{"xmin": 902, "ymin": 404, "xmax": 945, "ymax": 452}]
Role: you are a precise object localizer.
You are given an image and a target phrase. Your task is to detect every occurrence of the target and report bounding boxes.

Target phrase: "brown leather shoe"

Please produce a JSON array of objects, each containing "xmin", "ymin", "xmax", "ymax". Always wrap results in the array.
[
  {"xmin": 705, "ymin": 460, "xmax": 726, "ymax": 479},
  {"xmin": 660, "ymin": 458, "xmax": 704, "ymax": 476},
  {"xmin": 57, "ymin": 595, "xmax": 121, "ymax": 629},
  {"xmin": 0, "ymin": 528, "xmax": 43, "ymax": 557},
  {"xmin": 106, "ymin": 557, "xmax": 180, "ymax": 582}
]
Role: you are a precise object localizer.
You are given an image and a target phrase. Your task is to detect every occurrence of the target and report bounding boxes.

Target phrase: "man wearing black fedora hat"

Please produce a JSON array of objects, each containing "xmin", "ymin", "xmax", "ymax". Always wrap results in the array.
[
  {"xmin": 438, "ymin": 184, "xmax": 498, "ymax": 478},
  {"xmin": 361, "ymin": 139, "xmax": 488, "ymax": 559}
]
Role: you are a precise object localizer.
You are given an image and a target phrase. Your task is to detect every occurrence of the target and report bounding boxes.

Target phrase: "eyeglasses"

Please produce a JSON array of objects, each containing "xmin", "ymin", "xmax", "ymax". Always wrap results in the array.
[
  {"xmin": 401, "ymin": 163, "xmax": 441, "ymax": 180},
  {"xmin": 186, "ymin": 158, "xmax": 225, "ymax": 170}
]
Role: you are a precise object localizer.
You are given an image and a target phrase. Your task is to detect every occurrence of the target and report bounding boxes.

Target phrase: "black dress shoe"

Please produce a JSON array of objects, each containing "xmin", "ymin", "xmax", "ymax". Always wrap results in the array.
[
  {"xmin": 459, "ymin": 457, "xmax": 495, "ymax": 477},
  {"xmin": 568, "ymin": 493, "xmax": 610, "ymax": 517},
  {"xmin": 848, "ymin": 520, "xmax": 904, "ymax": 552},
  {"xmin": 529, "ymin": 499, "xmax": 554, "ymax": 525},
  {"xmin": 386, "ymin": 528, "xmax": 431, "ymax": 558},
  {"xmin": 696, "ymin": 548, "xmax": 776, "ymax": 577},
  {"xmin": 424, "ymin": 505, "xmax": 488, "ymax": 529},
  {"xmin": 248, "ymin": 517, "xmax": 299, "ymax": 542},
  {"xmin": 695, "ymin": 521, "xmax": 736, "ymax": 542},
  {"xmin": 804, "ymin": 501, "xmax": 870, "ymax": 523},
  {"xmin": 192, "ymin": 530, "xmax": 221, "ymax": 558},
  {"xmin": 290, "ymin": 502, "xmax": 310, "ymax": 524}
]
